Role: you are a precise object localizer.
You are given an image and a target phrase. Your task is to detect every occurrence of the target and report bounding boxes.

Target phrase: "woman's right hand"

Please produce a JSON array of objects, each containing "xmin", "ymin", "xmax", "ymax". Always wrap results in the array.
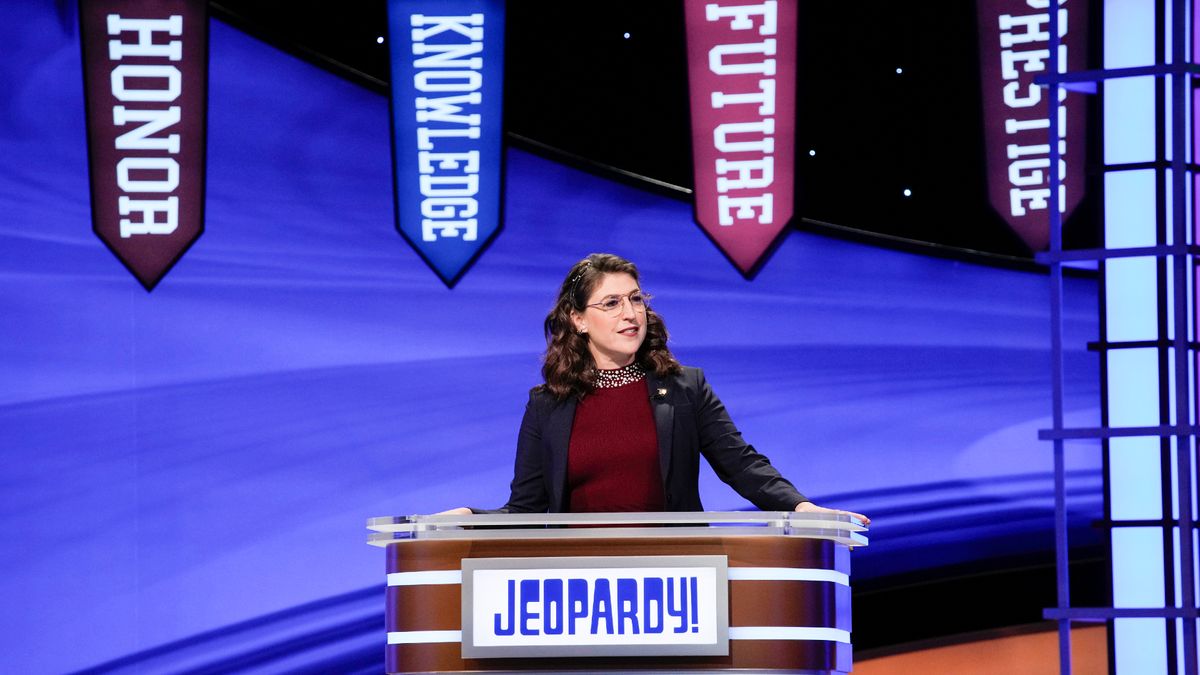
[{"xmin": 434, "ymin": 507, "xmax": 472, "ymax": 516}]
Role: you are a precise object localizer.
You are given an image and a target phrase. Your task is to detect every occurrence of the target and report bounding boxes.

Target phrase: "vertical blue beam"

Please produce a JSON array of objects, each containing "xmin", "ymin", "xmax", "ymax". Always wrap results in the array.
[
  {"xmin": 1168, "ymin": 0, "xmax": 1198, "ymax": 671},
  {"xmin": 1047, "ymin": 3, "xmax": 1072, "ymax": 673}
]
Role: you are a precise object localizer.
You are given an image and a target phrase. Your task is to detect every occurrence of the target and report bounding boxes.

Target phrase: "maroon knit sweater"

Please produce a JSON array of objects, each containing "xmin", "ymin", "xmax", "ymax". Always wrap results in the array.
[{"xmin": 566, "ymin": 379, "xmax": 665, "ymax": 513}]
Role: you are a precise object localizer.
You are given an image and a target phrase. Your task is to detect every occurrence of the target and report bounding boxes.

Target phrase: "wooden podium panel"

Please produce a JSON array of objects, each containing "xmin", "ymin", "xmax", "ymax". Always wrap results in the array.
[{"xmin": 370, "ymin": 512, "xmax": 865, "ymax": 674}]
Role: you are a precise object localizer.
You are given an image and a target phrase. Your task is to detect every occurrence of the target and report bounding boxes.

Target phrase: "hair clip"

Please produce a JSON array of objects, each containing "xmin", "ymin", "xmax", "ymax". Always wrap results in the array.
[{"xmin": 568, "ymin": 260, "xmax": 592, "ymax": 286}]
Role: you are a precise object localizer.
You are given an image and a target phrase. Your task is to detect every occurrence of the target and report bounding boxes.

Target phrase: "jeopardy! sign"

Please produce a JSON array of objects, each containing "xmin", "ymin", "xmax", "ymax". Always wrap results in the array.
[
  {"xmin": 386, "ymin": 0, "xmax": 505, "ymax": 286},
  {"xmin": 461, "ymin": 556, "xmax": 730, "ymax": 658},
  {"xmin": 79, "ymin": 0, "xmax": 208, "ymax": 291},
  {"xmin": 684, "ymin": 0, "xmax": 797, "ymax": 275}
]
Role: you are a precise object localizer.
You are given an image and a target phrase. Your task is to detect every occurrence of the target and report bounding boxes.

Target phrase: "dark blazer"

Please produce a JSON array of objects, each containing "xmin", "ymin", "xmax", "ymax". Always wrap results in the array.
[{"xmin": 492, "ymin": 366, "xmax": 808, "ymax": 513}]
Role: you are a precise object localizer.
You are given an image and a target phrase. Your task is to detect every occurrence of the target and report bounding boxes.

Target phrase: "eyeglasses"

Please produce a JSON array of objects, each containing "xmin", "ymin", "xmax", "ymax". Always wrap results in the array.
[{"xmin": 585, "ymin": 291, "xmax": 651, "ymax": 315}]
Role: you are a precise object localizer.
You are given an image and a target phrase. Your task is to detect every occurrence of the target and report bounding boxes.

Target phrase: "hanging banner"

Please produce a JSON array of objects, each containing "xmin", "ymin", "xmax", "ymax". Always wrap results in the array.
[
  {"xmin": 976, "ymin": 0, "xmax": 1088, "ymax": 251},
  {"xmin": 684, "ymin": 0, "xmax": 797, "ymax": 275},
  {"xmin": 386, "ymin": 0, "xmax": 505, "ymax": 286},
  {"xmin": 79, "ymin": 0, "xmax": 208, "ymax": 291}
]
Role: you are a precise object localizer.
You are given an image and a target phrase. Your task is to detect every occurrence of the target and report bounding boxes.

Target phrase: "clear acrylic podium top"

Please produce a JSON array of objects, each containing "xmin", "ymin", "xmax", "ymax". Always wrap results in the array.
[{"xmin": 367, "ymin": 511, "xmax": 868, "ymax": 547}]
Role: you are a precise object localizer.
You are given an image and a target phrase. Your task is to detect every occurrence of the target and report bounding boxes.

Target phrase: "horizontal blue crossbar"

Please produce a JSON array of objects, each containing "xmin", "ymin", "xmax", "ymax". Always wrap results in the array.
[
  {"xmin": 1036, "ymin": 244, "xmax": 1200, "ymax": 263},
  {"xmin": 1034, "ymin": 63, "xmax": 1200, "ymax": 86},
  {"xmin": 1039, "ymin": 425, "xmax": 1199, "ymax": 440},
  {"xmin": 1045, "ymin": 607, "xmax": 1200, "ymax": 621}
]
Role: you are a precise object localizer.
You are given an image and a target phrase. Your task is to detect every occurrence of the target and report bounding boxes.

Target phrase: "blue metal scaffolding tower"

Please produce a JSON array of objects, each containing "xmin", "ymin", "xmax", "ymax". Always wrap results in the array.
[{"xmin": 1038, "ymin": 0, "xmax": 1200, "ymax": 672}]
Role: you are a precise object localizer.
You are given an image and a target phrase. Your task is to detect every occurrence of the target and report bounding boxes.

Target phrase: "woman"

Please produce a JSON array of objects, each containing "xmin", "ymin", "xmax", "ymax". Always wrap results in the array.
[{"xmin": 448, "ymin": 253, "xmax": 868, "ymax": 524}]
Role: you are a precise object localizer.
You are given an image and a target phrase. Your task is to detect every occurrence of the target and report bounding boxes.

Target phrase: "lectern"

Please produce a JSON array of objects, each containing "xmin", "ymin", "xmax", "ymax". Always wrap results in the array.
[{"xmin": 367, "ymin": 512, "xmax": 867, "ymax": 674}]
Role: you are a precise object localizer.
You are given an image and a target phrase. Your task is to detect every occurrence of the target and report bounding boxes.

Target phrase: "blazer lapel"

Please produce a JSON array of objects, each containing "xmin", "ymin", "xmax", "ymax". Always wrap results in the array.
[
  {"xmin": 645, "ymin": 372, "xmax": 674, "ymax": 484},
  {"xmin": 544, "ymin": 396, "xmax": 576, "ymax": 512}
]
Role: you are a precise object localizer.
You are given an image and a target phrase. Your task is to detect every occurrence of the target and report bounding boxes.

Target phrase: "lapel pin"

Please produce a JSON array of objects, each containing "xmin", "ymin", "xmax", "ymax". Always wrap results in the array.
[{"xmin": 656, "ymin": 388, "xmax": 668, "ymax": 398}]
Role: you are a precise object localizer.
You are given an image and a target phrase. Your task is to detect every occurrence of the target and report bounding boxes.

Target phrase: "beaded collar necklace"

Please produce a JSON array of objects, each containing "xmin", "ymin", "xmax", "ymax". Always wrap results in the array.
[{"xmin": 592, "ymin": 362, "xmax": 646, "ymax": 389}]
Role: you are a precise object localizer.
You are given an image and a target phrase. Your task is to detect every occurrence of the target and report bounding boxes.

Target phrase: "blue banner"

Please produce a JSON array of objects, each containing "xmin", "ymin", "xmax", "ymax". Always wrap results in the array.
[{"xmin": 386, "ymin": 0, "xmax": 505, "ymax": 285}]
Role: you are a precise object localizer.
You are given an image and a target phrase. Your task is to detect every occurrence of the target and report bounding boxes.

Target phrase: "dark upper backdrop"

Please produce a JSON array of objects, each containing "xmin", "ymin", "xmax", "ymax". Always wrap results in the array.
[{"xmin": 213, "ymin": 0, "xmax": 1102, "ymax": 261}]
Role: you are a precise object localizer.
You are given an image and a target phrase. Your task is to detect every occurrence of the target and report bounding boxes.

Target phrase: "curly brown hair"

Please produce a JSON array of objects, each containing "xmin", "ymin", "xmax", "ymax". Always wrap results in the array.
[{"xmin": 538, "ymin": 253, "xmax": 682, "ymax": 400}]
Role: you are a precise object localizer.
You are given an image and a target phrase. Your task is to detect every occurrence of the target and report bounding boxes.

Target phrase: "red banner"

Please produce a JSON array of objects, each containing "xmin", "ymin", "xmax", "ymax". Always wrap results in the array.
[
  {"xmin": 977, "ymin": 0, "xmax": 1088, "ymax": 251},
  {"xmin": 79, "ymin": 0, "xmax": 208, "ymax": 290},
  {"xmin": 685, "ymin": 0, "xmax": 797, "ymax": 274}
]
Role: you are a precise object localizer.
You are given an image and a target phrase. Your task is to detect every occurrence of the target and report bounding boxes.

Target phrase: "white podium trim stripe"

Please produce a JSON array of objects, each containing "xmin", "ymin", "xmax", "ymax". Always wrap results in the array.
[
  {"xmin": 387, "ymin": 630, "xmax": 462, "ymax": 644},
  {"xmin": 387, "ymin": 567, "xmax": 845, "ymax": 587},
  {"xmin": 387, "ymin": 570, "xmax": 462, "ymax": 586},
  {"xmin": 386, "ymin": 627, "xmax": 847, "ymax": 645},
  {"xmin": 727, "ymin": 567, "xmax": 849, "ymax": 586},
  {"xmin": 729, "ymin": 626, "xmax": 851, "ymax": 643}
]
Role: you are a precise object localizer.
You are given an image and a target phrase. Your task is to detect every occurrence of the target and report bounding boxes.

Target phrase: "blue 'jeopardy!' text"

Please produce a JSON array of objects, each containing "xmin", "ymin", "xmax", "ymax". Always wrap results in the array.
[{"xmin": 492, "ymin": 576, "xmax": 700, "ymax": 637}]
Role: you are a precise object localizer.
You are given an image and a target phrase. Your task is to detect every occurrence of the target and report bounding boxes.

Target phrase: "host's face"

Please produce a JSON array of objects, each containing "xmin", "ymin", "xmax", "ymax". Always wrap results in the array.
[{"xmin": 572, "ymin": 272, "xmax": 648, "ymax": 370}]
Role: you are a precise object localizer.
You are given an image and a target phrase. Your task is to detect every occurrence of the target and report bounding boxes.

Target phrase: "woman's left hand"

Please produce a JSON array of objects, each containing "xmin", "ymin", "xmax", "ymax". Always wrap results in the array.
[{"xmin": 794, "ymin": 500, "xmax": 870, "ymax": 527}]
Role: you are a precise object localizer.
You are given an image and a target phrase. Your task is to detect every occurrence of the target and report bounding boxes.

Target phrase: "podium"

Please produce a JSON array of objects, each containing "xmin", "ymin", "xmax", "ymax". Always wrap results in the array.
[{"xmin": 368, "ymin": 512, "xmax": 867, "ymax": 674}]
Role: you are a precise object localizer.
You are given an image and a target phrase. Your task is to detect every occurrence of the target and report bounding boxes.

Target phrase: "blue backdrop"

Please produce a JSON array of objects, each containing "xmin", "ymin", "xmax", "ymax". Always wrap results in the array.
[{"xmin": 0, "ymin": 3, "xmax": 1100, "ymax": 672}]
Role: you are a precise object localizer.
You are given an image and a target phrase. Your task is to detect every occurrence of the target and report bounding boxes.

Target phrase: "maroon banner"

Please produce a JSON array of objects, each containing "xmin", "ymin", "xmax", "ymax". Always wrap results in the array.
[
  {"xmin": 977, "ymin": 0, "xmax": 1087, "ymax": 251},
  {"xmin": 79, "ymin": 0, "xmax": 208, "ymax": 290},
  {"xmin": 684, "ymin": 0, "xmax": 797, "ymax": 274}
]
